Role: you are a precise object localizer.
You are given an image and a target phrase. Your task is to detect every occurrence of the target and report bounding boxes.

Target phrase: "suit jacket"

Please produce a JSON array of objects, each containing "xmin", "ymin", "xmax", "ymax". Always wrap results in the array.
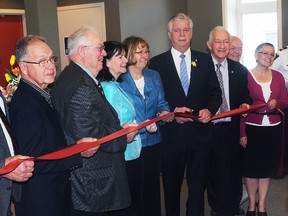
[
  {"xmin": 51, "ymin": 61, "xmax": 130, "ymax": 212},
  {"xmin": 0, "ymin": 93, "xmax": 13, "ymax": 216},
  {"xmin": 9, "ymin": 80, "xmax": 82, "ymax": 216},
  {"xmin": 120, "ymin": 68, "xmax": 170, "ymax": 147},
  {"xmin": 149, "ymin": 49, "xmax": 222, "ymax": 152},
  {"xmin": 224, "ymin": 58, "xmax": 252, "ymax": 141}
]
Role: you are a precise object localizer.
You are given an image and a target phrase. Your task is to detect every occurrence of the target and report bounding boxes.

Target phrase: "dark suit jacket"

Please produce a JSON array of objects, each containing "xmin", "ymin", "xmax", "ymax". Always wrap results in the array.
[
  {"xmin": 224, "ymin": 58, "xmax": 252, "ymax": 140},
  {"xmin": 149, "ymin": 49, "xmax": 222, "ymax": 152},
  {"xmin": 51, "ymin": 61, "xmax": 130, "ymax": 212},
  {"xmin": 9, "ymin": 81, "xmax": 82, "ymax": 216},
  {"xmin": 0, "ymin": 93, "xmax": 14, "ymax": 216}
]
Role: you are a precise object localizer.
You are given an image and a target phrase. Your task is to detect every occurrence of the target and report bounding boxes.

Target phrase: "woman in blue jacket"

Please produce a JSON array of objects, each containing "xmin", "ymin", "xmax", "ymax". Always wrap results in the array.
[
  {"xmin": 98, "ymin": 41, "xmax": 159, "ymax": 216},
  {"xmin": 120, "ymin": 36, "xmax": 172, "ymax": 216}
]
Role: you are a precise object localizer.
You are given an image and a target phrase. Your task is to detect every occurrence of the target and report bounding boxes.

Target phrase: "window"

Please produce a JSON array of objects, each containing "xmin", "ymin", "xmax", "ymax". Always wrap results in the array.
[{"xmin": 223, "ymin": 0, "xmax": 281, "ymax": 69}]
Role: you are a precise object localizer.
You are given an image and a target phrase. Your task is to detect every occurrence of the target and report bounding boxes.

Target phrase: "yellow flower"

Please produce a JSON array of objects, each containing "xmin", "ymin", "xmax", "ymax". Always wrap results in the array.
[
  {"xmin": 5, "ymin": 73, "xmax": 11, "ymax": 82},
  {"xmin": 191, "ymin": 60, "xmax": 197, "ymax": 67},
  {"xmin": 9, "ymin": 55, "xmax": 16, "ymax": 67}
]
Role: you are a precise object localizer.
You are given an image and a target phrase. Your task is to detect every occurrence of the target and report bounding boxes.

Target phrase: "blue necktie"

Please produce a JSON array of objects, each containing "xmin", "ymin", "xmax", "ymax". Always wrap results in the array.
[{"xmin": 180, "ymin": 54, "xmax": 189, "ymax": 95}]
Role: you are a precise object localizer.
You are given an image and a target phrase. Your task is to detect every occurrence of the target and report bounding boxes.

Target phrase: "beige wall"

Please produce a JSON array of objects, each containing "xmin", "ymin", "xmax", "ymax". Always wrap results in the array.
[{"xmin": 0, "ymin": 0, "xmax": 287, "ymax": 54}]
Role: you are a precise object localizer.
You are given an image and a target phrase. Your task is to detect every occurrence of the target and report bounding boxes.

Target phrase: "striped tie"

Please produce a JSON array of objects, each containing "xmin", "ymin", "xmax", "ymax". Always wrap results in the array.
[
  {"xmin": 215, "ymin": 63, "xmax": 229, "ymax": 113},
  {"xmin": 180, "ymin": 54, "xmax": 189, "ymax": 95}
]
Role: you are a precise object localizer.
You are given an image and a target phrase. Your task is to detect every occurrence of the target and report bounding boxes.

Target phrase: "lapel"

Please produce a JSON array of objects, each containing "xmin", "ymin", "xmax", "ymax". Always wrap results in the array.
[
  {"xmin": 190, "ymin": 49, "xmax": 197, "ymax": 84},
  {"xmin": 227, "ymin": 58, "xmax": 237, "ymax": 104},
  {"xmin": 0, "ymin": 93, "xmax": 19, "ymax": 154},
  {"xmin": 124, "ymin": 71, "xmax": 143, "ymax": 98}
]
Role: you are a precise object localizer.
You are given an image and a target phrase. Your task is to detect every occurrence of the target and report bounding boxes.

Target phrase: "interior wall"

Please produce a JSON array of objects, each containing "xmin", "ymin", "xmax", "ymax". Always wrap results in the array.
[
  {"xmin": 188, "ymin": 0, "xmax": 223, "ymax": 53},
  {"xmin": 0, "ymin": 0, "xmax": 287, "ymax": 52},
  {"xmin": 119, "ymin": 0, "xmax": 187, "ymax": 57},
  {"xmin": 0, "ymin": 0, "xmax": 23, "ymax": 9},
  {"xmin": 24, "ymin": 0, "xmax": 61, "ymax": 74},
  {"xmin": 282, "ymin": 0, "xmax": 288, "ymax": 46}
]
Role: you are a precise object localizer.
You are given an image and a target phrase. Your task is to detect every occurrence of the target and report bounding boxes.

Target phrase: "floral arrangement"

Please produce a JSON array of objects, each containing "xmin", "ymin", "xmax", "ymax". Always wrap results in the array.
[
  {"xmin": 191, "ymin": 59, "xmax": 198, "ymax": 67},
  {"xmin": 0, "ymin": 55, "xmax": 21, "ymax": 103}
]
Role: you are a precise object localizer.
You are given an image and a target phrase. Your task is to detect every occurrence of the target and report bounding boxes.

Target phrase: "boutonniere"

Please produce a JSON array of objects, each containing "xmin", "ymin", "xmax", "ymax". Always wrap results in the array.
[{"xmin": 191, "ymin": 59, "xmax": 198, "ymax": 67}]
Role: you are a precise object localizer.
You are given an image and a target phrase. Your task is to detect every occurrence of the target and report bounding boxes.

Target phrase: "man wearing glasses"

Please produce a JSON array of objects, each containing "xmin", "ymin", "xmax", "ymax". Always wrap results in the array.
[
  {"xmin": 9, "ymin": 35, "xmax": 99, "ymax": 216},
  {"xmin": 51, "ymin": 26, "xmax": 137, "ymax": 216}
]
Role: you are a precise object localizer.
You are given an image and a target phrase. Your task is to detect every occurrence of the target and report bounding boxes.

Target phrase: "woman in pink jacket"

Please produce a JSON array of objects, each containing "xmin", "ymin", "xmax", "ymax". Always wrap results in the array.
[{"xmin": 240, "ymin": 42, "xmax": 288, "ymax": 216}]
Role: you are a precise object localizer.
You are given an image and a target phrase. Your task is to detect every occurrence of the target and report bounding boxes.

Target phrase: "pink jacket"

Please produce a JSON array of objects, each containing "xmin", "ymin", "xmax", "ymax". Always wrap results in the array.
[{"xmin": 240, "ymin": 69, "xmax": 288, "ymax": 137}]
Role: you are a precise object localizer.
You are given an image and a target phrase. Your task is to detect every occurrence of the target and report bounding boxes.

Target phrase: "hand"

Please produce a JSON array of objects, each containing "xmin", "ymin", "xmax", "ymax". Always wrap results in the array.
[
  {"xmin": 145, "ymin": 122, "xmax": 158, "ymax": 133},
  {"xmin": 268, "ymin": 99, "xmax": 277, "ymax": 109},
  {"xmin": 158, "ymin": 111, "xmax": 174, "ymax": 122},
  {"xmin": 174, "ymin": 107, "xmax": 193, "ymax": 124},
  {"xmin": 78, "ymin": 137, "xmax": 99, "ymax": 158},
  {"xmin": 3, "ymin": 155, "xmax": 34, "ymax": 182},
  {"xmin": 198, "ymin": 109, "xmax": 211, "ymax": 123},
  {"xmin": 240, "ymin": 103, "xmax": 250, "ymax": 117},
  {"xmin": 122, "ymin": 123, "xmax": 138, "ymax": 143},
  {"xmin": 240, "ymin": 136, "xmax": 247, "ymax": 148}
]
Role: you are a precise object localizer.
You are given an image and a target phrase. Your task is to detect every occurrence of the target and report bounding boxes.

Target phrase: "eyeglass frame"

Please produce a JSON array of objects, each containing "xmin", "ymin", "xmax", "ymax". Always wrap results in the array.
[
  {"xmin": 257, "ymin": 51, "xmax": 275, "ymax": 58},
  {"xmin": 135, "ymin": 50, "xmax": 150, "ymax": 56},
  {"xmin": 83, "ymin": 44, "xmax": 105, "ymax": 52},
  {"xmin": 23, "ymin": 56, "xmax": 57, "ymax": 67}
]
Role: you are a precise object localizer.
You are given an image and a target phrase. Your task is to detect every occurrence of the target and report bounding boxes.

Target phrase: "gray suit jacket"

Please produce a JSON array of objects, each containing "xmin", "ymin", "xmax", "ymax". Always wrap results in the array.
[
  {"xmin": 0, "ymin": 93, "xmax": 15, "ymax": 216},
  {"xmin": 51, "ymin": 61, "xmax": 130, "ymax": 212}
]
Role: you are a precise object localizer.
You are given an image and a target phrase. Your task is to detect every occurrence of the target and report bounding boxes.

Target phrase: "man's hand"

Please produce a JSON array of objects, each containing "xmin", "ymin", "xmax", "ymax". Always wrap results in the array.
[
  {"xmin": 122, "ymin": 123, "xmax": 138, "ymax": 143},
  {"xmin": 78, "ymin": 137, "xmax": 99, "ymax": 158},
  {"xmin": 174, "ymin": 107, "xmax": 193, "ymax": 124},
  {"xmin": 3, "ymin": 155, "xmax": 34, "ymax": 182},
  {"xmin": 198, "ymin": 109, "xmax": 211, "ymax": 123}
]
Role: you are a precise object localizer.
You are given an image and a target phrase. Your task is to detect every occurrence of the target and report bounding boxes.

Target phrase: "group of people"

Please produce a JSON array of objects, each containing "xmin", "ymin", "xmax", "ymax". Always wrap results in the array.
[{"xmin": 0, "ymin": 12, "xmax": 287, "ymax": 216}]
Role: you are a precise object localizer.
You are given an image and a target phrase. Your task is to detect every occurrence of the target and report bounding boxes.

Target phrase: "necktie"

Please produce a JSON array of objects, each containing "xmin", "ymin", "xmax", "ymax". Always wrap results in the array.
[
  {"xmin": 0, "ymin": 108, "xmax": 19, "ymax": 154},
  {"xmin": 180, "ymin": 54, "xmax": 189, "ymax": 95},
  {"xmin": 215, "ymin": 63, "xmax": 229, "ymax": 113}
]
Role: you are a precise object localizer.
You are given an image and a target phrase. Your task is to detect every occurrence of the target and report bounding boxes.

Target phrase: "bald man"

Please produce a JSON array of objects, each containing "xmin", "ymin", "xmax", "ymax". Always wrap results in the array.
[{"xmin": 228, "ymin": 36, "xmax": 243, "ymax": 62}]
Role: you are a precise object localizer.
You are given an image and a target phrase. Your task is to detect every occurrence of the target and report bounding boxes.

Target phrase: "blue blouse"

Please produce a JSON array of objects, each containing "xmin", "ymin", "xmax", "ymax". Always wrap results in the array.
[{"xmin": 101, "ymin": 81, "xmax": 142, "ymax": 161}]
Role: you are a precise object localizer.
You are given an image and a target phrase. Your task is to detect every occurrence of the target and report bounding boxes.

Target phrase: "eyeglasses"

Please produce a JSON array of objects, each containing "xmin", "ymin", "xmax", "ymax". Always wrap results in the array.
[
  {"xmin": 23, "ymin": 56, "xmax": 57, "ymax": 67},
  {"xmin": 84, "ymin": 45, "xmax": 105, "ymax": 52},
  {"xmin": 135, "ymin": 50, "xmax": 150, "ymax": 56},
  {"xmin": 257, "ymin": 52, "xmax": 275, "ymax": 58}
]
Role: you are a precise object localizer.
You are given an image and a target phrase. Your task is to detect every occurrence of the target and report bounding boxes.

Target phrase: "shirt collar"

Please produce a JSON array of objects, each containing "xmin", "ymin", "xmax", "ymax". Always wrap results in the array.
[{"xmin": 74, "ymin": 61, "xmax": 99, "ymax": 85}]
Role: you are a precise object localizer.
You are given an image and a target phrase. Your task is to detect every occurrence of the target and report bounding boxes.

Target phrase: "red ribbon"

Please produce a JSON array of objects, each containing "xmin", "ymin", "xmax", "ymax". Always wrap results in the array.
[
  {"xmin": 0, "ymin": 112, "xmax": 173, "ymax": 175},
  {"xmin": 0, "ymin": 103, "xmax": 277, "ymax": 175},
  {"xmin": 175, "ymin": 103, "xmax": 267, "ymax": 120}
]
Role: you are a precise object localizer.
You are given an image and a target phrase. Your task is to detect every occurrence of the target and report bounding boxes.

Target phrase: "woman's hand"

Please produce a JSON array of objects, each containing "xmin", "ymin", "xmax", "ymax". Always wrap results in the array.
[
  {"xmin": 158, "ymin": 111, "xmax": 174, "ymax": 123},
  {"xmin": 122, "ymin": 123, "xmax": 138, "ymax": 142},
  {"xmin": 240, "ymin": 136, "xmax": 247, "ymax": 148},
  {"xmin": 146, "ymin": 122, "xmax": 158, "ymax": 133},
  {"xmin": 267, "ymin": 99, "xmax": 277, "ymax": 109}
]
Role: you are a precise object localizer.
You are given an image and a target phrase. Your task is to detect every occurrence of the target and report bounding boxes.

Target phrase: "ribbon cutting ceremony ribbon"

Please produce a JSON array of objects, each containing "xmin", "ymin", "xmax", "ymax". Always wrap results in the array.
[
  {"xmin": 0, "ymin": 112, "xmax": 173, "ymax": 175},
  {"xmin": 175, "ymin": 103, "xmax": 267, "ymax": 120},
  {"xmin": 0, "ymin": 103, "xmax": 273, "ymax": 175}
]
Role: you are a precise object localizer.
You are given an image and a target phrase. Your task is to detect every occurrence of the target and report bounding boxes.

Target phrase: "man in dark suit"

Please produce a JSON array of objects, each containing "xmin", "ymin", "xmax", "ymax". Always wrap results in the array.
[
  {"xmin": 9, "ymin": 35, "xmax": 98, "ymax": 216},
  {"xmin": 149, "ymin": 13, "xmax": 222, "ymax": 216},
  {"xmin": 206, "ymin": 26, "xmax": 252, "ymax": 216},
  {"xmin": 51, "ymin": 26, "xmax": 137, "ymax": 216},
  {"xmin": 0, "ymin": 93, "xmax": 34, "ymax": 216}
]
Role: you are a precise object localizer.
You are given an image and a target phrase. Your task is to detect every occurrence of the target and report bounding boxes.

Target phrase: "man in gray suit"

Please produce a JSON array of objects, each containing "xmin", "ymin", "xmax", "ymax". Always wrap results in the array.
[
  {"xmin": 51, "ymin": 26, "xmax": 137, "ymax": 216},
  {"xmin": 0, "ymin": 93, "xmax": 34, "ymax": 216}
]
